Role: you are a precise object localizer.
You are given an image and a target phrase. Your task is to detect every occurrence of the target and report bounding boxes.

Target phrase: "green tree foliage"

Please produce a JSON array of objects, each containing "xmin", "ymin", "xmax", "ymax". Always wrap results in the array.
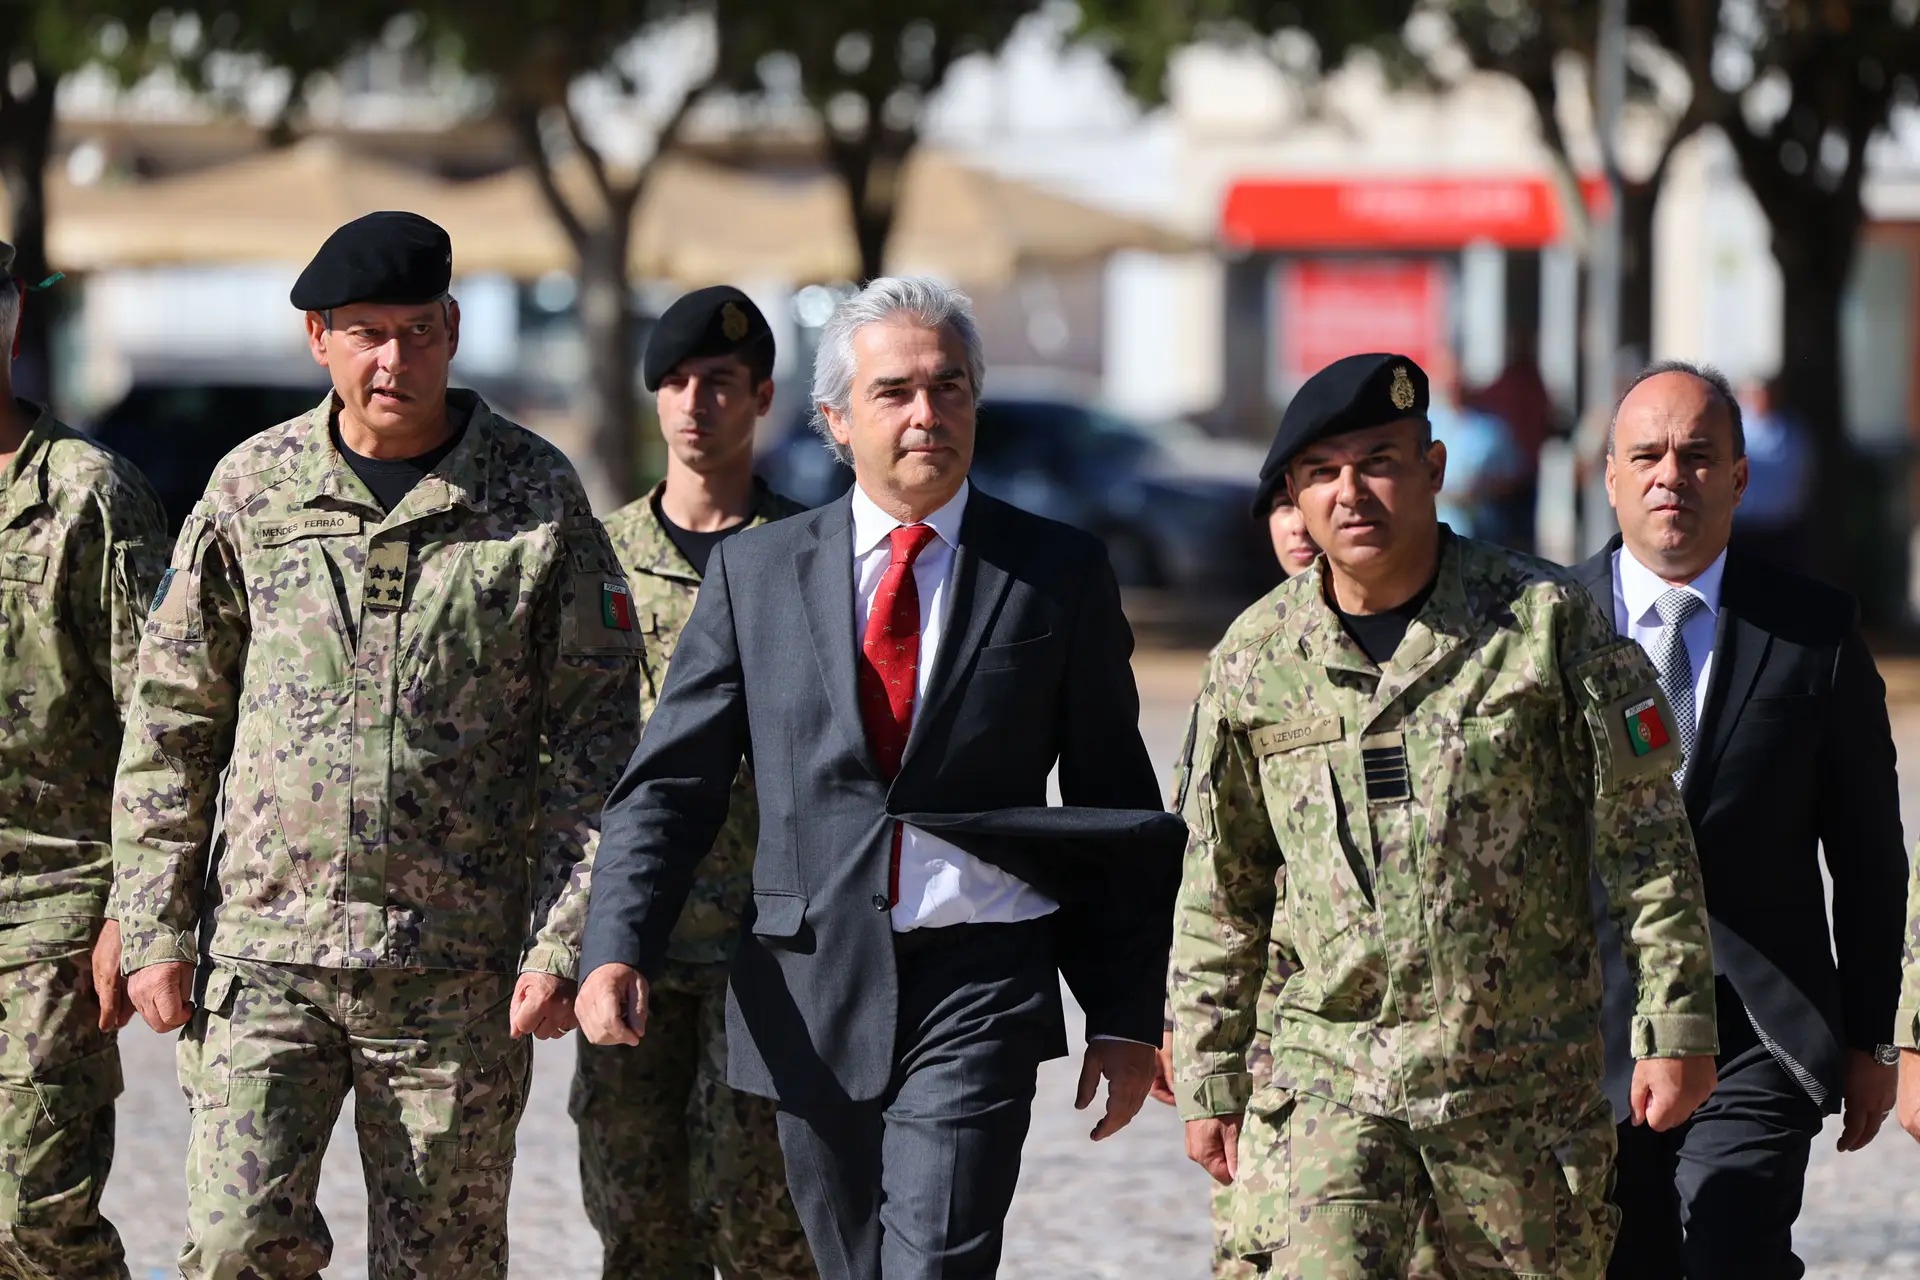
[{"xmin": 714, "ymin": 0, "xmax": 1034, "ymax": 282}]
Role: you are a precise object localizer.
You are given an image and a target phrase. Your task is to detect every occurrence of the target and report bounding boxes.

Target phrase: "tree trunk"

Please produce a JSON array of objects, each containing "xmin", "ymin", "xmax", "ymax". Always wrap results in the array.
[
  {"xmin": 1617, "ymin": 177, "xmax": 1659, "ymax": 364},
  {"xmin": 828, "ymin": 126, "xmax": 909, "ymax": 283},
  {"xmin": 1774, "ymin": 227, "xmax": 1855, "ymax": 589},
  {"xmin": 575, "ymin": 226, "xmax": 640, "ymax": 512},
  {"xmin": 0, "ymin": 64, "xmax": 57, "ymax": 404}
]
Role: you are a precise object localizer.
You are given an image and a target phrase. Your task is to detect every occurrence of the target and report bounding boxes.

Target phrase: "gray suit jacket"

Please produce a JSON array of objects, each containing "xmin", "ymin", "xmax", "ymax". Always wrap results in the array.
[{"xmin": 582, "ymin": 487, "xmax": 1183, "ymax": 1105}]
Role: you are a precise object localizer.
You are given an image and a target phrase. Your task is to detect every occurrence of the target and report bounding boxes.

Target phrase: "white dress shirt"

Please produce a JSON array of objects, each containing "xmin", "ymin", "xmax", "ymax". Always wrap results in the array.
[
  {"xmin": 1612, "ymin": 544, "xmax": 1727, "ymax": 723},
  {"xmin": 850, "ymin": 480, "xmax": 1060, "ymax": 932}
]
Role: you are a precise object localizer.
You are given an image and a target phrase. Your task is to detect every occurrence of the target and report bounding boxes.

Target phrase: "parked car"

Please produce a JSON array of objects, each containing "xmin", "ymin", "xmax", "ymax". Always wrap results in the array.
[
  {"xmin": 83, "ymin": 374, "xmax": 329, "ymax": 534},
  {"xmin": 755, "ymin": 395, "xmax": 1279, "ymax": 597}
]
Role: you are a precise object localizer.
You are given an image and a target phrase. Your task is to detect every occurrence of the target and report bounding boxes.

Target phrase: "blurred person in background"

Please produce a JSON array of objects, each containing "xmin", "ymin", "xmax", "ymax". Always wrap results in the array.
[
  {"xmin": 1468, "ymin": 329, "xmax": 1562, "ymax": 554},
  {"xmin": 1580, "ymin": 360, "xmax": 1905, "ymax": 1279},
  {"xmin": 1729, "ymin": 376, "xmax": 1813, "ymax": 574},
  {"xmin": 110, "ymin": 212, "xmax": 641, "ymax": 1278},
  {"xmin": 1426, "ymin": 348, "xmax": 1525, "ymax": 546},
  {"xmin": 572, "ymin": 285, "xmax": 815, "ymax": 1280},
  {"xmin": 0, "ymin": 240, "xmax": 167, "ymax": 1279}
]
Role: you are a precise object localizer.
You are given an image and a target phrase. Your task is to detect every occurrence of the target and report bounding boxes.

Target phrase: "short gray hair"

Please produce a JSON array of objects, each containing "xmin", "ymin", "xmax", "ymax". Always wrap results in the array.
[
  {"xmin": 809, "ymin": 276, "xmax": 986, "ymax": 465},
  {"xmin": 1609, "ymin": 358, "xmax": 1746, "ymax": 458}
]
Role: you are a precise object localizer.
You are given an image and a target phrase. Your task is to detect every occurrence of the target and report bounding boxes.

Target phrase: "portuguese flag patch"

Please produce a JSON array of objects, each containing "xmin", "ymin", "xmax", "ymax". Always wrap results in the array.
[
  {"xmin": 1624, "ymin": 697, "xmax": 1670, "ymax": 756},
  {"xmin": 601, "ymin": 581, "xmax": 635, "ymax": 631}
]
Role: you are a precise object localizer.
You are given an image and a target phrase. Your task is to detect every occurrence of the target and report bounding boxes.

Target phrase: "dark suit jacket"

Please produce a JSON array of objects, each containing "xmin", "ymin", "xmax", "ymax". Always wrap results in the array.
[
  {"xmin": 1580, "ymin": 539, "xmax": 1907, "ymax": 1116},
  {"xmin": 582, "ymin": 487, "xmax": 1184, "ymax": 1106}
]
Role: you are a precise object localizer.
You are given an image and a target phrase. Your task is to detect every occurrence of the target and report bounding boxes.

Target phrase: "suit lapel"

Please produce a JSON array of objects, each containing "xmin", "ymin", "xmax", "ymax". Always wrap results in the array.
[
  {"xmin": 1686, "ymin": 559, "xmax": 1769, "ymax": 809},
  {"xmin": 903, "ymin": 494, "xmax": 1012, "ymax": 765},
  {"xmin": 793, "ymin": 494, "xmax": 879, "ymax": 777}
]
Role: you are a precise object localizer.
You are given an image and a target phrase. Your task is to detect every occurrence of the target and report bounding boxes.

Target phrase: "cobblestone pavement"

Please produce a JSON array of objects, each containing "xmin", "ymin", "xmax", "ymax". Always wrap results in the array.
[{"xmin": 101, "ymin": 651, "xmax": 1920, "ymax": 1277}]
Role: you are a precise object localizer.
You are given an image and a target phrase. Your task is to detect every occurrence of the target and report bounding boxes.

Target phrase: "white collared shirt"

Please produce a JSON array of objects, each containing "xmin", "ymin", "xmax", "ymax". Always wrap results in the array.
[
  {"xmin": 849, "ymin": 479, "xmax": 1060, "ymax": 932},
  {"xmin": 1612, "ymin": 544, "xmax": 1727, "ymax": 722}
]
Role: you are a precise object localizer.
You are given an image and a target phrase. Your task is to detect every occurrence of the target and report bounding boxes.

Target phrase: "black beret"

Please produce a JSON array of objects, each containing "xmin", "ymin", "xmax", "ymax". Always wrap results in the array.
[
  {"xmin": 1253, "ymin": 353, "xmax": 1430, "ymax": 516},
  {"xmin": 643, "ymin": 286, "xmax": 774, "ymax": 392},
  {"xmin": 290, "ymin": 211, "xmax": 452, "ymax": 312}
]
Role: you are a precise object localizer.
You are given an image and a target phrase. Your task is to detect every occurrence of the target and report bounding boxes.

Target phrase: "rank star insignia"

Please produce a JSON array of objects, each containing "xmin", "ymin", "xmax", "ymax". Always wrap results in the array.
[
  {"xmin": 721, "ymin": 301, "xmax": 750, "ymax": 341},
  {"xmin": 1389, "ymin": 365, "xmax": 1416, "ymax": 411}
]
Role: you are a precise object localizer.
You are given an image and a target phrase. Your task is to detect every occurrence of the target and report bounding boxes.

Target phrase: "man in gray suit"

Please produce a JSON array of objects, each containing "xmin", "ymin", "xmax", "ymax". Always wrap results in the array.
[{"xmin": 578, "ymin": 276, "xmax": 1182, "ymax": 1280}]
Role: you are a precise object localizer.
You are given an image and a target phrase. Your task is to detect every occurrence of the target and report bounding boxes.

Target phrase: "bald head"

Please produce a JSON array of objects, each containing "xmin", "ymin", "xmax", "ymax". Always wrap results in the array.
[
  {"xmin": 1608, "ymin": 360, "xmax": 1744, "ymax": 459},
  {"xmin": 1605, "ymin": 364, "xmax": 1749, "ymax": 583}
]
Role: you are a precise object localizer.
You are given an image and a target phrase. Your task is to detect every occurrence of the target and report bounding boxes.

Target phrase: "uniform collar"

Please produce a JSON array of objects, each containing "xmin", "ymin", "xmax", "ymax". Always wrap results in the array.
[
  {"xmin": 850, "ymin": 478, "xmax": 969, "ymax": 558},
  {"xmin": 1290, "ymin": 527, "xmax": 1470, "ymax": 686},
  {"xmin": 1617, "ymin": 542, "xmax": 1725, "ymax": 629},
  {"xmin": 628, "ymin": 476, "xmax": 790, "ymax": 582},
  {"xmin": 289, "ymin": 388, "xmax": 493, "ymax": 522}
]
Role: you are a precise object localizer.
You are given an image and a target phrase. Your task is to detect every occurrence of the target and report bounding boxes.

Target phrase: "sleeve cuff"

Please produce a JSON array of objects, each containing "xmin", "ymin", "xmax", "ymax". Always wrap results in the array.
[
  {"xmin": 1894, "ymin": 1007, "xmax": 1920, "ymax": 1051},
  {"xmin": 1631, "ymin": 1012, "xmax": 1720, "ymax": 1059},
  {"xmin": 1177, "ymin": 1070, "xmax": 1252, "ymax": 1122},
  {"xmin": 121, "ymin": 925, "xmax": 197, "ymax": 972},
  {"xmin": 520, "ymin": 942, "xmax": 578, "ymax": 981}
]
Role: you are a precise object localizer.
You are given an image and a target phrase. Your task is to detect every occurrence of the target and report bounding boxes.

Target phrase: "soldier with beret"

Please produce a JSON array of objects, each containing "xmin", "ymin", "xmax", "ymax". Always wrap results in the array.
[
  {"xmin": 109, "ymin": 210, "xmax": 641, "ymax": 1277},
  {"xmin": 572, "ymin": 286, "xmax": 815, "ymax": 1279},
  {"xmin": 0, "ymin": 239, "xmax": 167, "ymax": 1278},
  {"xmin": 1166, "ymin": 352, "xmax": 1721, "ymax": 1277}
]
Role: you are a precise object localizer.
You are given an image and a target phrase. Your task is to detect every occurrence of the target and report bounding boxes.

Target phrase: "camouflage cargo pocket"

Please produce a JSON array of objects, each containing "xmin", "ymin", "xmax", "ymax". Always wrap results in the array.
[
  {"xmin": 450, "ymin": 988, "xmax": 531, "ymax": 1172},
  {"xmin": 1229, "ymin": 1089, "xmax": 1296, "ymax": 1259},
  {"xmin": 0, "ymin": 1046, "xmax": 123, "ymax": 1225},
  {"xmin": 1547, "ymin": 1096, "xmax": 1621, "ymax": 1278},
  {"xmin": 176, "ymin": 967, "xmax": 239, "ymax": 1110}
]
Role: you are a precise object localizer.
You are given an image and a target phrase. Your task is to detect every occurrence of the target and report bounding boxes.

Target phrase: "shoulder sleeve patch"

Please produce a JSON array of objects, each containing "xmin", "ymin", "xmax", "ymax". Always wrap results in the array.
[
  {"xmin": 148, "ymin": 516, "xmax": 217, "ymax": 641},
  {"xmin": 1572, "ymin": 642, "xmax": 1681, "ymax": 788},
  {"xmin": 558, "ymin": 518, "xmax": 643, "ymax": 658}
]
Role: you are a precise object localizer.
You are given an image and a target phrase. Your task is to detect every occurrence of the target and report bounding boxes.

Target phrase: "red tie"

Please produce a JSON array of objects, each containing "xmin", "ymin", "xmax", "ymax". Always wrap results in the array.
[{"xmin": 859, "ymin": 523, "xmax": 938, "ymax": 906}]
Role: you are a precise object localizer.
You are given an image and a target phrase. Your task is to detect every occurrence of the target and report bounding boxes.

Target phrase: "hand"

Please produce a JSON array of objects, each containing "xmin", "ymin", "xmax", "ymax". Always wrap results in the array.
[
  {"xmin": 576, "ymin": 963, "xmax": 648, "ymax": 1046},
  {"xmin": 1150, "ymin": 1030, "xmax": 1177, "ymax": 1106},
  {"xmin": 127, "ymin": 961, "xmax": 195, "ymax": 1034},
  {"xmin": 1898, "ymin": 1049, "xmax": 1920, "ymax": 1144},
  {"xmin": 1630, "ymin": 1055, "xmax": 1718, "ymax": 1131},
  {"xmin": 1185, "ymin": 1115, "xmax": 1242, "ymax": 1185},
  {"xmin": 89, "ymin": 919, "xmax": 135, "ymax": 1032},
  {"xmin": 1836, "ymin": 1048, "xmax": 1898, "ymax": 1152},
  {"xmin": 509, "ymin": 971, "xmax": 578, "ymax": 1040},
  {"xmin": 1075, "ymin": 1039, "xmax": 1156, "ymax": 1140}
]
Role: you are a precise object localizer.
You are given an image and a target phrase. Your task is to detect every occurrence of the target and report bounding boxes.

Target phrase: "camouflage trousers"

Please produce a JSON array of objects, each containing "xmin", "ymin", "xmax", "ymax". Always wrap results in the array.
[
  {"xmin": 571, "ymin": 972, "xmax": 815, "ymax": 1280},
  {"xmin": 1230, "ymin": 1089, "xmax": 1618, "ymax": 1279},
  {"xmin": 174, "ymin": 959, "xmax": 529, "ymax": 1280},
  {"xmin": 0, "ymin": 917, "xmax": 126, "ymax": 1280}
]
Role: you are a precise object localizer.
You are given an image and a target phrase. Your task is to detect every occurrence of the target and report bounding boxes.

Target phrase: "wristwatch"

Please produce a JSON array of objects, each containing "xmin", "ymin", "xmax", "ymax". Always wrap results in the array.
[{"xmin": 1873, "ymin": 1044, "xmax": 1900, "ymax": 1066}]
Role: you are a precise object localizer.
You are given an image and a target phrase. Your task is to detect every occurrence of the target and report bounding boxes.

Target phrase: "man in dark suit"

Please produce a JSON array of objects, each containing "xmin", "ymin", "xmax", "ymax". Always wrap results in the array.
[
  {"xmin": 1580, "ymin": 359, "xmax": 1907, "ymax": 1279},
  {"xmin": 576, "ymin": 275, "xmax": 1182, "ymax": 1280}
]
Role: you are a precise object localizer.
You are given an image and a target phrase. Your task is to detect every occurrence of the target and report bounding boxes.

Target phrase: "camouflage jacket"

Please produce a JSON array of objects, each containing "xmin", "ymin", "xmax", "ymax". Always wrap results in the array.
[
  {"xmin": 0, "ymin": 409, "xmax": 167, "ymax": 922},
  {"xmin": 111, "ymin": 392, "xmax": 641, "ymax": 977},
  {"xmin": 601, "ymin": 478, "xmax": 803, "ymax": 981},
  {"xmin": 1170, "ymin": 532, "xmax": 1717, "ymax": 1129}
]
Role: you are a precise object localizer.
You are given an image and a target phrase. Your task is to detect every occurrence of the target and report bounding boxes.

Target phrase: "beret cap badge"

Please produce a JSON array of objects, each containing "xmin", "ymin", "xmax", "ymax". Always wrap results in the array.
[
  {"xmin": 1389, "ymin": 366, "xmax": 1416, "ymax": 411},
  {"xmin": 721, "ymin": 301, "xmax": 750, "ymax": 342}
]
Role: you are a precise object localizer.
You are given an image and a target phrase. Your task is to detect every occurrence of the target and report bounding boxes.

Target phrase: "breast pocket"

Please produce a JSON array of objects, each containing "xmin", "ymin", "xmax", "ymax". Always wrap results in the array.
[
  {"xmin": 1252, "ymin": 731, "xmax": 1371, "ymax": 980},
  {"xmin": 972, "ymin": 631, "xmax": 1054, "ymax": 674}
]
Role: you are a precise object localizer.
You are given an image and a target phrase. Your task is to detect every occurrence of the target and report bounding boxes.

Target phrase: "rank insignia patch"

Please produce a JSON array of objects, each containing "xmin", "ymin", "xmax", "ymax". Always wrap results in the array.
[
  {"xmin": 602, "ymin": 581, "xmax": 635, "ymax": 631},
  {"xmin": 1624, "ymin": 698, "xmax": 1671, "ymax": 756}
]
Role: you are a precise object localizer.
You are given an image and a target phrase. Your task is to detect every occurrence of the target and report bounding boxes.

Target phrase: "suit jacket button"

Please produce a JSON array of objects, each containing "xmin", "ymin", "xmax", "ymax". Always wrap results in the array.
[{"xmin": 872, "ymin": 894, "xmax": 889, "ymax": 911}]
